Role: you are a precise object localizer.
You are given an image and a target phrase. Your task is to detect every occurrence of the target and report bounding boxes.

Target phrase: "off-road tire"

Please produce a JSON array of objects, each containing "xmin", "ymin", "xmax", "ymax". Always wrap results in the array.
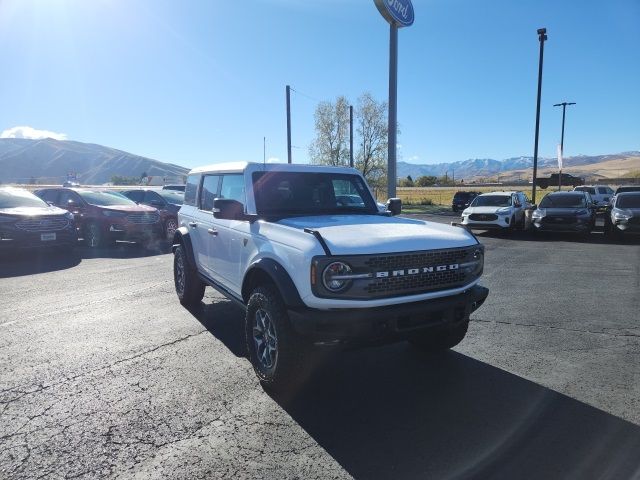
[
  {"xmin": 173, "ymin": 244, "xmax": 205, "ymax": 307},
  {"xmin": 245, "ymin": 286, "xmax": 306, "ymax": 393},
  {"xmin": 408, "ymin": 320, "xmax": 469, "ymax": 352}
]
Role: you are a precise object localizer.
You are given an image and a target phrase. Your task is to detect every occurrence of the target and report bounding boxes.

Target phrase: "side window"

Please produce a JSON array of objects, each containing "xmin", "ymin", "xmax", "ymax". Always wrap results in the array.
[
  {"xmin": 184, "ymin": 174, "xmax": 200, "ymax": 206},
  {"xmin": 126, "ymin": 190, "xmax": 144, "ymax": 203},
  {"xmin": 219, "ymin": 174, "xmax": 246, "ymax": 204},
  {"xmin": 200, "ymin": 175, "xmax": 221, "ymax": 211},
  {"xmin": 59, "ymin": 190, "xmax": 81, "ymax": 206},
  {"xmin": 587, "ymin": 187, "xmax": 596, "ymax": 195}
]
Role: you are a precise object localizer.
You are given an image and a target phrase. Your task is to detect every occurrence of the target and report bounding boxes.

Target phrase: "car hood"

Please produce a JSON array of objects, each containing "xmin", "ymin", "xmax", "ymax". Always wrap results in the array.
[
  {"xmin": 0, "ymin": 205, "xmax": 69, "ymax": 217},
  {"xmin": 276, "ymin": 215, "xmax": 478, "ymax": 255},
  {"xmin": 463, "ymin": 206, "xmax": 509, "ymax": 214},
  {"xmin": 96, "ymin": 204, "xmax": 157, "ymax": 213}
]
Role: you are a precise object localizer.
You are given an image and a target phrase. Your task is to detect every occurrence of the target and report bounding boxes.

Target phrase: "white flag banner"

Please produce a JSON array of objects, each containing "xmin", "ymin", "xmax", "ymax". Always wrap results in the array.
[{"xmin": 557, "ymin": 144, "xmax": 563, "ymax": 171}]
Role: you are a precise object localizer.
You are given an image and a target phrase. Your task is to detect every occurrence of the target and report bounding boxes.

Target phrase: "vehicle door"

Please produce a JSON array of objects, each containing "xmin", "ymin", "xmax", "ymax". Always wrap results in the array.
[
  {"xmin": 58, "ymin": 190, "xmax": 87, "ymax": 232},
  {"xmin": 209, "ymin": 174, "xmax": 248, "ymax": 291},
  {"xmin": 192, "ymin": 174, "xmax": 221, "ymax": 279}
]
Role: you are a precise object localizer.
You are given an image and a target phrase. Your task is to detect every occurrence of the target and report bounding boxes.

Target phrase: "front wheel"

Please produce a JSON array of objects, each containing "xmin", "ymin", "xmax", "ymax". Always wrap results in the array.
[
  {"xmin": 245, "ymin": 286, "xmax": 306, "ymax": 392},
  {"xmin": 174, "ymin": 244, "xmax": 205, "ymax": 306},
  {"xmin": 85, "ymin": 223, "xmax": 105, "ymax": 248},
  {"xmin": 408, "ymin": 320, "xmax": 469, "ymax": 352},
  {"xmin": 165, "ymin": 218, "xmax": 178, "ymax": 241}
]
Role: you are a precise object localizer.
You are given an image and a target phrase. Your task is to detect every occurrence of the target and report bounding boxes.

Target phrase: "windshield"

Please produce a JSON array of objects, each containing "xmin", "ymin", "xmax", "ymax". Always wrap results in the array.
[
  {"xmin": 253, "ymin": 171, "xmax": 377, "ymax": 216},
  {"xmin": 616, "ymin": 194, "xmax": 640, "ymax": 209},
  {"xmin": 77, "ymin": 190, "xmax": 136, "ymax": 206},
  {"xmin": 157, "ymin": 190, "xmax": 184, "ymax": 205},
  {"xmin": 539, "ymin": 194, "xmax": 587, "ymax": 208},
  {"xmin": 470, "ymin": 195, "xmax": 512, "ymax": 207},
  {"xmin": 0, "ymin": 188, "xmax": 49, "ymax": 208}
]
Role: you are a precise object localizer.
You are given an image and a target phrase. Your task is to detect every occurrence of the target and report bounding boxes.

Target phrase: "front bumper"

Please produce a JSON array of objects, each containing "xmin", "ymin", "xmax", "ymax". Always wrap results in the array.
[
  {"xmin": 288, "ymin": 285, "xmax": 489, "ymax": 344},
  {"xmin": 105, "ymin": 222, "xmax": 163, "ymax": 241},
  {"xmin": 0, "ymin": 228, "xmax": 78, "ymax": 250},
  {"xmin": 533, "ymin": 220, "xmax": 591, "ymax": 233},
  {"xmin": 461, "ymin": 217, "xmax": 511, "ymax": 230}
]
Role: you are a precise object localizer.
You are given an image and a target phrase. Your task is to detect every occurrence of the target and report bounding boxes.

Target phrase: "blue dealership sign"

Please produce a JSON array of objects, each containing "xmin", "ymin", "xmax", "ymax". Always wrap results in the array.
[{"xmin": 374, "ymin": 0, "xmax": 414, "ymax": 28}]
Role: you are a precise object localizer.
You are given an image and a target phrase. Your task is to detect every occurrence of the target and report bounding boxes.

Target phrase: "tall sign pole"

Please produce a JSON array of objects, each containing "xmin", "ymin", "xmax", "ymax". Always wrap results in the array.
[
  {"xmin": 286, "ymin": 85, "xmax": 292, "ymax": 164},
  {"xmin": 374, "ymin": 0, "xmax": 414, "ymax": 199},
  {"xmin": 531, "ymin": 28, "xmax": 547, "ymax": 204}
]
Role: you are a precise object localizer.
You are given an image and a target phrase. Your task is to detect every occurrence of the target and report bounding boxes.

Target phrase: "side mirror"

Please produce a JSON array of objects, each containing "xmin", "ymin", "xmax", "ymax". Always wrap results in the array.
[
  {"xmin": 213, "ymin": 198, "xmax": 244, "ymax": 220},
  {"xmin": 386, "ymin": 198, "xmax": 402, "ymax": 216}
]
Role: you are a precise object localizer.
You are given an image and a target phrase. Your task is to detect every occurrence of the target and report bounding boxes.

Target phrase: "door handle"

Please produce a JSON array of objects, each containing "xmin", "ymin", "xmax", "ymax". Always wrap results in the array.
[
  {"xmin": 207, "ymin": 228, "xmax": 218, "ymax": 236},
  {"xmin": 188, "ymin": 222, "xmax": 198, "ymax": 228}
]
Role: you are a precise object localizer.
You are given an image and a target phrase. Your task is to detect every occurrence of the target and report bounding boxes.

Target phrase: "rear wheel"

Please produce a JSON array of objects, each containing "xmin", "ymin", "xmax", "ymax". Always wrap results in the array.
[
  {"xmin": 408, "ymin": 320, "xmax": 469, "ymax": 352},
  {"xmin": 174, "ymin": 244, "xmax": 205, "ymax": 306},
  {"xmin": 245, "ymin": 286, "xmax": 307, "ymax": 393}
]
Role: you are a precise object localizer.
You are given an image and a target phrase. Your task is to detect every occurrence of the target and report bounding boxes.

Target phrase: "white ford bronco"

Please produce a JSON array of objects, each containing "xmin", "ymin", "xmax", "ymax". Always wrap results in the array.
[{"xmin": 172, "ymin": 162, "xmax": 488, "ymax": 390}]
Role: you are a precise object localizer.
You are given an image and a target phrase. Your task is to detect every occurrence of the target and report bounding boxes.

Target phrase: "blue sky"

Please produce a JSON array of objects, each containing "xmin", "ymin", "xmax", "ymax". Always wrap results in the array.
[{"xmin": 0, "ymin": 0, "xmax": 638, "ymax": 168}]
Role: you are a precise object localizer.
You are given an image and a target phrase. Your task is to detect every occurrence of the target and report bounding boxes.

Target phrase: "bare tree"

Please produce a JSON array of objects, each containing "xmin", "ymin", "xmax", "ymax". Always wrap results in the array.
[
  {"xmin": 355, "ymin": 93, "xmax": 388, "ymax": 183},
  {"xmin": 309, "ymin": 96, "xmax": 350, "ymax": 166}
]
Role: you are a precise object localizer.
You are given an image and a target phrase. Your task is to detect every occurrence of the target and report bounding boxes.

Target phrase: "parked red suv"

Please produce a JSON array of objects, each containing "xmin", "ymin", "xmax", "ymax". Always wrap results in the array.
[
  {"xmin": 35, "ymin": 188, "xmax": 162, "ymax": 248},
  {"xmin": 121, "ymin": 189, "xmax": 183, "ymax": 241}
]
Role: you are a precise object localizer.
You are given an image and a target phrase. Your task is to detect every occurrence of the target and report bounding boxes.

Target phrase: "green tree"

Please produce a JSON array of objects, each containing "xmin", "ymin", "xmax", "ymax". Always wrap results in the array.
[
  {"xmin": 309, "ymin": 96, "xmax": 350, "ymax": 167},
  {"xmin": 355, "ymin": 92, "xmax": 388, "ymax": 183},
  {"xmin": 415, "ymin": 175, "xmax": 437, "ymax": 187}
]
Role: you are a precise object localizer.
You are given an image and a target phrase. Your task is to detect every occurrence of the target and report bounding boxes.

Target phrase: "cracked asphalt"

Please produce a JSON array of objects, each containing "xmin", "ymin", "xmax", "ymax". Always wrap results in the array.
[{"xmin": 1, "ymin": 220, "xmax": 639, "ymax": 480}]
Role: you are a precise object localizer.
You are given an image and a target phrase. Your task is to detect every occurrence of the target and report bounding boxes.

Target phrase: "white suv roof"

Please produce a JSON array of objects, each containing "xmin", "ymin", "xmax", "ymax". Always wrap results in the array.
[
  {"xmin": 189, "ymin": 162, "xmax": 361, "ymax": 176},
  {"xmin": 478, "ymin": 191, "xmax": 519, "ymax": 196}
]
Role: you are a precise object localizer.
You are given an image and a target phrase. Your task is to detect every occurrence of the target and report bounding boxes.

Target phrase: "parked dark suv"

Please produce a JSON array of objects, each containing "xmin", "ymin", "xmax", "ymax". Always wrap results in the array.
[
  {"xmin": 452, "ymin": 191, "xmax": 481, "ymax": 212},
  {"xmin": 0, "ymin": 187, "xmax": 77, "ymax": 251},
  {"xmin": 121, "ymin": 189, "xmax": 184, "ymax": 240},
  {"xmin": 35, "ymin": 188, "xmax": 162, "ymax": 248},
  {"xmin": 530, "ymin": 191, "xmax": 596, "ymax": 235}
]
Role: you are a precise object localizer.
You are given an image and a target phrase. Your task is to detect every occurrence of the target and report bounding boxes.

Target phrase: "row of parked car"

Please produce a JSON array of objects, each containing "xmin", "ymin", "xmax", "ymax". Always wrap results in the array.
[
  {"xmin": 0, "ymin": 185, "xmax": 185, "ymax": 252},
  {"xmin": 452, "ymin": 185, "xmax": 640, "ymax": 237}
]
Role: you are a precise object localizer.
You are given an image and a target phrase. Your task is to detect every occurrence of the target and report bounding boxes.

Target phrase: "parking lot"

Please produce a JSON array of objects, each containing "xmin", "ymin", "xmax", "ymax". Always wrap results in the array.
[{"xmin": 1, "ymin": 214, "xmax": 639, "ymax": 479}]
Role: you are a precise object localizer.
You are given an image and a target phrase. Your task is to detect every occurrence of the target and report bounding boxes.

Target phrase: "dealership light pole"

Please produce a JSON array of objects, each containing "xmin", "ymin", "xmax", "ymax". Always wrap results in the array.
[
  {"xmin": 349, "ymin": 105, "xmax": 354, "ymax": 168},
  {"xmin": 531, "ymin": 28, "xmax": 547, "ymax": 204},
  {"xmin": 553, "ymin": 102, "xmax": 576, "ymax": 190},
  {"xmin": 374, "ymin": 0, "xmax": 414, "ymax": 199},
  {"xmin": 286, "ymin": 85, "xmax": 292, "ymax": 164}
]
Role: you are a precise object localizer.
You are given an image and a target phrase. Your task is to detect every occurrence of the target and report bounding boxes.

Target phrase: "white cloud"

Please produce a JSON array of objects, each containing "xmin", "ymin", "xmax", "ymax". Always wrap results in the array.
[
  {"xmin": 409, "ymin": 155, "xmax": 420, "ymax": 162},
  {"xmin": 266, "ymin": 157, "xmax": 283, "ymax": 164},
  {"xmin": 0, "ymin": 126, "xmax": 67, "ymax": 141}
]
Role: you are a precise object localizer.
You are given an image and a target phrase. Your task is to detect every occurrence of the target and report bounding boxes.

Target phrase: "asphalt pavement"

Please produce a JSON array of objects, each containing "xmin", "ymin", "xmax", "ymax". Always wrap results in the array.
[{"xmin": 1, "ymin": 219, "xmax": 639, "ymax": 480}]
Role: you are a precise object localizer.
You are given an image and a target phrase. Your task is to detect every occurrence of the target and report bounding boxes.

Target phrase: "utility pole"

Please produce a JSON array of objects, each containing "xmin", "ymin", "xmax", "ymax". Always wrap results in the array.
[
  {"xmin": 286, "ymin": 85, "xmax": 292, "ymax": 164},
  {"xmin": 387, "ymin": 24, "xmax": 398, "ymax": 198},
  {"xmin": 532, "ymin": 28, "xmax": 547, "ymax": 204},
  {"xmin": 553, "ymin": 102, "xmax": 576, "ymax": 190},
  {"xmin": 263, "ymin": 137, "xmax": 266, "ymax": 165},
  {"xmin": 349, "ymin": 105, "xmax": 354, "ymax": 168}
]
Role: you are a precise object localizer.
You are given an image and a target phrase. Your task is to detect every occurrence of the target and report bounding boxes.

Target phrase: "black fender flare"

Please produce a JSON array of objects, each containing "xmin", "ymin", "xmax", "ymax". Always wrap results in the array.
[
  {"xmin": 242, "ymin": 258, "xmax": 305, "ymax": 308},
  {"xmin": 172, "ymin": 227, "xmax": 196, "ymax": 268}
]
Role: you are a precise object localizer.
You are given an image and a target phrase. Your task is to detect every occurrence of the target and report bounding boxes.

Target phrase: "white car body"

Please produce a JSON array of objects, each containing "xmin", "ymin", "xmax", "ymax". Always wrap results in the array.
[
  {"xmin": 460, "ymin": 191, "xmax": 530, "ymax": 230},
  {"xmin": 573, "ymin": 185, "xmax": 614, "ymax": 205}
]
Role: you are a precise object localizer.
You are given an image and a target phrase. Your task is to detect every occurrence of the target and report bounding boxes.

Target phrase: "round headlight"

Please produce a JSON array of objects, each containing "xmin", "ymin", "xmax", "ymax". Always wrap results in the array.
[{"xmin": 322, "ymin": 262, "xmax": 352, "ymax": 292}]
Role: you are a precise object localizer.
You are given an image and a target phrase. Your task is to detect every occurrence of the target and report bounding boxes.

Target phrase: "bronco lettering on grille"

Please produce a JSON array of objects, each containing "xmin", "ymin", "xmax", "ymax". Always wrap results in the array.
[{"xmin": 375, "ymin": 264, "xmax": 460, "ymax": 278}]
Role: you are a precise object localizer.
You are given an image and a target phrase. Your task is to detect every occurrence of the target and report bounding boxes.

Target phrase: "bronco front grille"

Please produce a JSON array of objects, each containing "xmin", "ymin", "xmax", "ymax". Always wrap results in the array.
[
  {"xmin": 312, "ymin": 246, "xmax": 483, "ymax": 300},
  {"xmin": 15, "ymin": 216, "xmax": 69, "ymax": 232},
  {"xmin": 126, "ymin": 213, "xmax": 160, "ymax": 224}
]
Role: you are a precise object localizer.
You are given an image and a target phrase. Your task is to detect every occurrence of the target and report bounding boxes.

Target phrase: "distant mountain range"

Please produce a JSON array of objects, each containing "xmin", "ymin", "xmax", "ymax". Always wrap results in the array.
[
  {"xmin": 398, "ymin": 152, "xmax": 640, "ymax": 182},
  {"xmin": 0, "ymin": 137, "xmax": 637, "ymax": 186},
  {"xmin": 0, "ymin": 138, "xmax": 189, "ymax": 185}
]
